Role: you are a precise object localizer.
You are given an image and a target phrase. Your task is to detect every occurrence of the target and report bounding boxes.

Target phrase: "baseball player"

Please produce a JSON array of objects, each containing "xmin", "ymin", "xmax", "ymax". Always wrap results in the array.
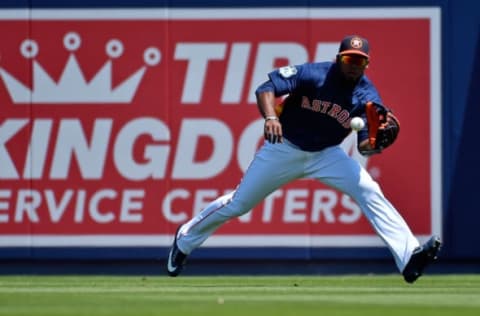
[{"xmin": 167, "ymin": 35, "xmax": 441, "ymax": 283}]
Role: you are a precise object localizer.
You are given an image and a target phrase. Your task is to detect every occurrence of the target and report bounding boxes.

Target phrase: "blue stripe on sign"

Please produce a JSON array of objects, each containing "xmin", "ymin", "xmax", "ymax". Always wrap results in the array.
[{"xmin": 0, "ymin": 246, "xmax": 390, "ymax": 260}]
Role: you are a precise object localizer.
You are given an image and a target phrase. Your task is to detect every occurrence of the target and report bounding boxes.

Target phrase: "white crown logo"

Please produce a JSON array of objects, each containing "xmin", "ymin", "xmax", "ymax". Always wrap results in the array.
[{"xmin": 0, "ymin": 32, "xmax": 161, "ymax": 104}]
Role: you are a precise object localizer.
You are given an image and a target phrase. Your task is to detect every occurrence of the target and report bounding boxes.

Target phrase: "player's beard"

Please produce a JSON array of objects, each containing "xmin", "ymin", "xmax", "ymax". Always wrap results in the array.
[
  {"xmin": 336, "ymin": 62, "xmax": 363, "ymax": 85},
  {"xmin": 343, "ymin": 68, "xmax": 364, "ymax": 82},
  {"xmin": 345, "ymin": 73, "xmax": 360, "ymax": 82},
  {"xmin": 340, "ymin": 71, "xmax": 361, "ymax": 87}
]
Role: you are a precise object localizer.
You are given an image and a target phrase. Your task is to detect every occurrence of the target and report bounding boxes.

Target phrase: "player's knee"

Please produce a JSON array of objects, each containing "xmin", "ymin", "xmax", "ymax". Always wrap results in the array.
[{"xmin": 348, "ymin": 180, "xmax": 383, "ymax": 204}]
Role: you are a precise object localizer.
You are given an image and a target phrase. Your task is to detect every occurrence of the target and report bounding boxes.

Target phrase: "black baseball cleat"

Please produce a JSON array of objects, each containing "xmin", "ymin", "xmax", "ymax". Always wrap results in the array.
[
  {"xmin": 166, "ymin": 225, "xmax": 188, "ymax": 277},
  {"xmin": 402, "ymin": 235, "xmax": 442, "ymax": 283}
]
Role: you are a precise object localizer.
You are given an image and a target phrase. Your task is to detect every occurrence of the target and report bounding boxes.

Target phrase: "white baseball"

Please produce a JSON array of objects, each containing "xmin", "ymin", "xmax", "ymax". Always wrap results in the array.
[{"xmin": 350, "ymin": 117, "xmax": 365, "ymax": 131}]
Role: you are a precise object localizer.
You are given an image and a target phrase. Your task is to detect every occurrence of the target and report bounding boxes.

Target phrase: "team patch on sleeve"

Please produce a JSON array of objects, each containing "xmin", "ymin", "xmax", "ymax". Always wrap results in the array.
[{"xmin": 278, "ymin": 65, "xmax": 298, "ymax": 78}]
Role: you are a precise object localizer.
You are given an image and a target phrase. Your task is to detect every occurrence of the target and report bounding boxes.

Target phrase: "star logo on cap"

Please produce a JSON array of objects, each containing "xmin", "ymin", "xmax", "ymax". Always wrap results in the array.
[{"xmin": 350, "ymin": 37, "xmax": 363, "ymax": 49}]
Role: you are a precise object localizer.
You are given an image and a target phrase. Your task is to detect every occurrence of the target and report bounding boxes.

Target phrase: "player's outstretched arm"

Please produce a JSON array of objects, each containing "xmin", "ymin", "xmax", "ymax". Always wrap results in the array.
[
  {"xmin": 358, "ymin": 102, "xmax": 400, "ymax": 156},
  {"xmin": 256, "ymin": 90, "xmax": 283, "ymax": 144}
]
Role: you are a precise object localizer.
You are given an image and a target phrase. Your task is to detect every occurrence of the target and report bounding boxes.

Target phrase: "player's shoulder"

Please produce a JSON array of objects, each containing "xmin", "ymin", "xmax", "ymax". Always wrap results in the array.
[
  {"xmin": 360, "ymin": 74, "xmax": 381, "ymax": 89},
  {"xmin": 295, "ymin": 61, "xmax": 333, "ymax": 81},
  {"xmin": 355, "ymin": 75, "xmax": 381, "ymax": 102},
  {"xmin": 300, "ymin": 61, "xmax": 333, "ymax": 73},
  {"xmin": 277, "ymin": 61, "xmax": 332, "ymax": 74},
  {"xmin": 270, "ymin": 61, "xmax": 333, "ymax": 86}
]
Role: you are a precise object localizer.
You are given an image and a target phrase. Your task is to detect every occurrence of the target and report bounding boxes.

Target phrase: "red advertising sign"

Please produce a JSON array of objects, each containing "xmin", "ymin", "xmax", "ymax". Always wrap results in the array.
[{"xmin": 0, "ymin": 8, "xmax": 441, "ymax": 247}]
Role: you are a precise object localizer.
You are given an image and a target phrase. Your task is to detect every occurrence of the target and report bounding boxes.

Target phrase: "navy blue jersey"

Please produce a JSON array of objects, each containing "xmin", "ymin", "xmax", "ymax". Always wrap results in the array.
[{"xmin": 268, "ymin": 62, "xmax": 382, "ymax": 151}]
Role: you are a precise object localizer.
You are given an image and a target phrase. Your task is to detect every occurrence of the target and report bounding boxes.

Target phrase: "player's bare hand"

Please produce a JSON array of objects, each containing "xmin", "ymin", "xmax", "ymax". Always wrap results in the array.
[{"xmin": 264, "ymin": 119, "xmax": 283, "ymax": 144}]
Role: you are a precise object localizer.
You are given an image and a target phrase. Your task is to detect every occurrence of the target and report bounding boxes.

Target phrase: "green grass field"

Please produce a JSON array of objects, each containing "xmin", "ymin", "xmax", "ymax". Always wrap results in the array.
[{"xmin": 0, "ymin": 275, "xmax": 479, "ymax": 316}]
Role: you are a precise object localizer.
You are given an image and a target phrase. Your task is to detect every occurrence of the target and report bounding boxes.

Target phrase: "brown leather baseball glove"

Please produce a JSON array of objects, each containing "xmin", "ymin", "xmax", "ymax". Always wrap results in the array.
[{"xmin": 360, "ymin": 102, "xmax": 400, "ymax": 155}]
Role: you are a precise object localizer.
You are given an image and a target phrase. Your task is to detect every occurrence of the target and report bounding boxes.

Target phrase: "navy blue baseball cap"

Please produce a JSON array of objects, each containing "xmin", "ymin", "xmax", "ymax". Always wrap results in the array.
[{"xmin": 338, "ymin": 35, "xmax": 370, "ymax": 58}]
